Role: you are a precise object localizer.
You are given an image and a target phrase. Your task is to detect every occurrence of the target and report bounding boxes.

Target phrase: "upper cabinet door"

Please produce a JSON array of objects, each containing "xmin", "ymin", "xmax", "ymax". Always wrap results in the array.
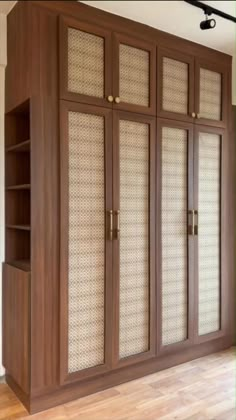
[
  {"xmin": 157, "ymin": 48, "xmax": 195, "ymax": 122},
  {"xmin": 195, "ymin": 59, "xmax": 228, "ymax": 127},
  {"xmin": 60, "ymin": 16, "xmax": 112, "ymax": 107},
  {"xmin": 113, "ymin": 33, "xmax": 156, "ymax": 115}
]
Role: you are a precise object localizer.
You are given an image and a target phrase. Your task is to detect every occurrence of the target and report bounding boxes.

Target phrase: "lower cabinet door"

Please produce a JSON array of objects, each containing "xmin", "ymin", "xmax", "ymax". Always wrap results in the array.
[
  {"xmin": 157, "ymin": 118, "xmax": 194, "ymax": 352},
  {"xmin": 112, "ymin": 111, "xmax": 156, "ymax": 367},
  {"xmin": 194, "ymin": 126, "xmax": 225, "ymax": 342},
  {"xmin": 60, "ymin": 101, "xmax": 113, "ymax": 384}
]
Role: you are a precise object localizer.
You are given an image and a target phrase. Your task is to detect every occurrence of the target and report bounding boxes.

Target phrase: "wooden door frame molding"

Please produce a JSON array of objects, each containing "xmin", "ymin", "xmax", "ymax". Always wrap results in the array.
[
  {"xmin": 157, "ymin": 47, "xmax": 195, "ymax": 123},
  {"xmin": 59, "ymin": 15, "xmax": 113, "ymax": 108},
  {"xmin": 59, "ymin": 100, "xmax": 113, "ymax": 385},
  {"xmin": 112, "ymin": 110, "xmax": 157, "ymax": 369},
  {"xmin": 156, "ymin": 118, "xmax": 195, "ymax": 355}
]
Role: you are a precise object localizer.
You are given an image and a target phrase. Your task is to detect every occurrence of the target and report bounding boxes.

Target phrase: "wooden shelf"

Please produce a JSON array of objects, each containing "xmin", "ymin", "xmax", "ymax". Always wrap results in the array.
[
  {"xmin": 6, "ymin": 140, "xmax": 30, "ymax": 153},
  {"xmin": 7, "ymin": 225, "xmax": 31, "ymax": 231},
  {"xmin": 6, "ymin": 184, "xmax": 31, "ymax": 191},
  {"xmin": 6, "ymin": 259, "xmax": 31, "ymax": 272}
]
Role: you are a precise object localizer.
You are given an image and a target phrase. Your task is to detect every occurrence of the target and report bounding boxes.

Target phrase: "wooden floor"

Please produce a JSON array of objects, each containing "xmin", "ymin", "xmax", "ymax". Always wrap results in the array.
[{"xmin": 0, "ymin": 348, "xmax": 235, "ymax": 420}]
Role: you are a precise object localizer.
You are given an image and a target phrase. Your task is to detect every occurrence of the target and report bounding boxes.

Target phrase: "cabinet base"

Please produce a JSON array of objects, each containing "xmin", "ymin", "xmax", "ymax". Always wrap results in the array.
[{"xmin": 6, "ymin": 335, "xmax": 233, "ymax": 414}]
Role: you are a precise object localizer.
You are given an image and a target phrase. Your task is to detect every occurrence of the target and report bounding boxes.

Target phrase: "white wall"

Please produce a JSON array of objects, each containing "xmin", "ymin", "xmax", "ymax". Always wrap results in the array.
[
  {"xmin": 0, "ymin": 13, "xmax": 6, "ymax": 376},
  {"xmin": 233, "ymin": 39, "xmax": 236, "ymax": 106}
]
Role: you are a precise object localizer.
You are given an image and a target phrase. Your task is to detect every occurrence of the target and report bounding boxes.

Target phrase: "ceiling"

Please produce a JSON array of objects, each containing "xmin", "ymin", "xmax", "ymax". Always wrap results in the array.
[{"xmin": 81, "ymin": 1, "xmax": 236, "ymax": 56}]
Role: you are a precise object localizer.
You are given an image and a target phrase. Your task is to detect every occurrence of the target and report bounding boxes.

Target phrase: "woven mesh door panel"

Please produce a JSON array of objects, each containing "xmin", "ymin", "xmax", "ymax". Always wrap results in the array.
[
  {"xmin": 163, "ymin": 57, "xmax": 188, "ymax": 114},
  {"xmin": 199, "ymin": 68, "xmax": 221, "ymax": 121},
  {"xmin": 119, "ymin": 44, "xmax": 149, "ymax": 107},
  {"xmin": 119, "ymin": 120, "xmax": 150, "ymax": 359},
  {"xmin": 162, "ymin": 127, "xmax": 188, "ymax": 346},
  {"xmin": 198, "ymin": 132, "xmax": 220, "ymax": 336},
  {"xmin": 68, "ymin": 28, "xmax": 104, "ymax": 98},
  {"xmin": 68, "ymin": 111, "xmax": 105, "ymax": 373}
]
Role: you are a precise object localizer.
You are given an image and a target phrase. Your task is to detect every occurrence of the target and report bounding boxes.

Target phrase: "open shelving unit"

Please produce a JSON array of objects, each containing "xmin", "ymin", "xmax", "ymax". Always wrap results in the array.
[{"xmin": 5, "ymin": 99, "xmax": 31, "ymax": 272}]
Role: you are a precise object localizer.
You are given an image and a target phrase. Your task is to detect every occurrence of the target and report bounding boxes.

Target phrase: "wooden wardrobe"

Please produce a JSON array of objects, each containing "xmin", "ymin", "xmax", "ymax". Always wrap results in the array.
[{"xmin": 3, "ymin": 0, "xmax": 234, "ymax": 414}]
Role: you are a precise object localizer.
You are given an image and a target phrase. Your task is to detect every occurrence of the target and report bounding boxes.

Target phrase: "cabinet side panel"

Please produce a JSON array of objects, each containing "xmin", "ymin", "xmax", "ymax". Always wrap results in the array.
[
  {"xmin": 2, "ymin": 263, "xmax": 30, "ymax": 394},
  {"xmin": 30, "ymin": 6, "xmax": 59, "ymax": 391}
]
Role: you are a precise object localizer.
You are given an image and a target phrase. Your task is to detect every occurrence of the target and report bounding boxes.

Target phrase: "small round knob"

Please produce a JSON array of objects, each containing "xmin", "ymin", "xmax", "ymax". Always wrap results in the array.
[
  {"xmin": 191, "ymin": 112, "xmax": 196, "ymax": 118},
  {"xmin": 107, "ymin": 95, "xmax": 114, "ymax": 103},
  {"xmin": 197, "ymin": 113, "xmax": 201, "ymax": 119},
  {"xmin": 115, "ymin": 97, "xmax": 121, "ymax": 104}
]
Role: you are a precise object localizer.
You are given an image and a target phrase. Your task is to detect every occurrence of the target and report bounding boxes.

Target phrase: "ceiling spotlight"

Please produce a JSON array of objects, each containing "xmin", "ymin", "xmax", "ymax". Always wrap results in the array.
[{"xmin": 200, "ymin": 11, "xmax": 216, "ymax": 30}]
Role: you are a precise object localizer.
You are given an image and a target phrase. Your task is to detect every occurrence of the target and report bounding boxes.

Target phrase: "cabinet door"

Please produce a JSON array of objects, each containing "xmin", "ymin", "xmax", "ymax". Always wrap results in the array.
[
  {"xmin": 113, "ymin": 33, "xmax": 156, "ymax": 115},
  {"xmin": 157, "ymin": 48, "xmax": 194, "ymax": 123},
  {"xmin": 60, "ymin": 101, "xmax": 113, "ymax": 384},
  {"xmin": 195, "ymin": 59, "xmax": 227, "ymax": 127},
  {"xmin": 112, "ymin": 112, "xmax": 156, "ymax": 367},
  {"xmin": 194, "ymin": 126, "xmax": 226, "ymax": 343},
  {"xmin": 157, "ymin": 119, "xmax": 194, "ymax": 352},
  {"xmin": 60, "ymin": 16, "xmax": 112, "ymax": 107}
]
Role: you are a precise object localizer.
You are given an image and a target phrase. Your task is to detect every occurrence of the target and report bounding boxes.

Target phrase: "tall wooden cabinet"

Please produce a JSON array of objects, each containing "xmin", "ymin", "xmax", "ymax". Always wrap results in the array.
[{"xmin": 3, "ymin": 0, "xmax": 234, "ymax": 414}]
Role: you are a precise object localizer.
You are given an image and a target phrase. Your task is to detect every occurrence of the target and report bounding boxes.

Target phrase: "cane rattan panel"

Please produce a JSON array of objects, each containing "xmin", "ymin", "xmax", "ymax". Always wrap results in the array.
[
  {"xmin": 68, "ymin": 28, "xmax": 104, "ymax": 98},
  {"xmin": 68, "ymin": 111, "xmax": 105, "ymax": 373},
  {"xmin": 162, "ymin": 127, "xmax": 188, "ymax": 346},
  {"xmin": 162, "ymin": 57, "xmax": 188, "ymax": 115},
  {"xmin": 199, "ymin": 68, "xmax": 221, "ymax": 121},
  {"xmin": 119, "ymin": 44, "xmax": 149, "ymax": 107},
  {"xmin": 119, "ymin": 120, "xmax": 150, "ymax": 359},
  {"xmin": 198, "ymin": 132, "xmax": 221, "ymax": 336}
]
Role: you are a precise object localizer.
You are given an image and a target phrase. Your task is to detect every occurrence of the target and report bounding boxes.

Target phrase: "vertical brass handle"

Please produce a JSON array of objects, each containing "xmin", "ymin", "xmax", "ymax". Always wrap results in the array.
[
  {"xmin": 194, "ymin": 210, "xmax": 198, "ymax": 235},
  {"xmin": 108, "ymin": 210, "xmax": 113, "ymax": 240},
  {"xmin": 114, "ymin": 210, "xmax": 120, "ymax": 240},
  {"xmin": 188, "ymin": 210, "xmax": 198, "ymax": 236},
  {"xmin": 188, "ymin": 210, "xmax": 195, "ymax": 236}
]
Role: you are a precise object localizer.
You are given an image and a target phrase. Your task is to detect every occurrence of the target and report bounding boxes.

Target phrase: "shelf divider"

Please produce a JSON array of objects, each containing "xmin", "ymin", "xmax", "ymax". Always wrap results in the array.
[
  {"xmin": 6, "ymin": 225, "xmax": 31, "ymax": 231},
  {"xmin": 6, "ymin": 259, "xmax": 31, "ymax": 272},
  {"xmin": 6, "ymin": 184, "xmax": 31, "ymax": 191}
]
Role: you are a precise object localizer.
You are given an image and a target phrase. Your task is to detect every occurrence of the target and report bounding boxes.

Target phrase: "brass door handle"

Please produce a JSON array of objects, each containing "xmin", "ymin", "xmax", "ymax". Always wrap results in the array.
[
  {"xmin": 114, "ymin": 97, "xmax": 120, "ymax": 104},
  {"xmin": 108, "ymin": 210, "xmax": 113, "ymax": 240},
  {"xmin": 188, "ymin": 210, "xmax": 198, "ymax": 236},
  {"xmin": 194, "ymin": 210, "xmax": 198, "ymax": 235},
  {"xmin": 114, "ymin": 210, "xmax": 120, "ymax": 240},
  {"xmin": 107, "ymin": 95, "xmax": 114, "ymax": 103},
  {"xmin": 188, "ymin": 210, "xmax": 195, "ymax": 236},
  {"xmin": 191, "ymin": 112, "xmax": 196, "ymax": 118}
]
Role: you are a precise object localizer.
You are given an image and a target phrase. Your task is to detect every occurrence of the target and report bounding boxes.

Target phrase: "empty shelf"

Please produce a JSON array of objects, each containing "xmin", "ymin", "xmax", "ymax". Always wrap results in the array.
[{"xmin": 6, "ymin": 140, "xmax": 30, "ymax": 153}]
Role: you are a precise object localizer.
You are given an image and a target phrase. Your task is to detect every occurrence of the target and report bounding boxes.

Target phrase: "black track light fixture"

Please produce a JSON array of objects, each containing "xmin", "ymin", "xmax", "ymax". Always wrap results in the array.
[
  {"xmin": 184, "ymin": 1, "xmax": 236, "ymax": 26},
  {"xmin": 200, "ymin": 11, "xmax": 216, "ymax": 30}
]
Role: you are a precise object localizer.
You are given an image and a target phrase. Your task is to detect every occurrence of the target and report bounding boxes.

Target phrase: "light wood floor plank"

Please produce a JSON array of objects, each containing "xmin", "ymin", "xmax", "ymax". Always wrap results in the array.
[{"xmin": 0, "ymin": 347, "xmax": 235, "ymax": 419}]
